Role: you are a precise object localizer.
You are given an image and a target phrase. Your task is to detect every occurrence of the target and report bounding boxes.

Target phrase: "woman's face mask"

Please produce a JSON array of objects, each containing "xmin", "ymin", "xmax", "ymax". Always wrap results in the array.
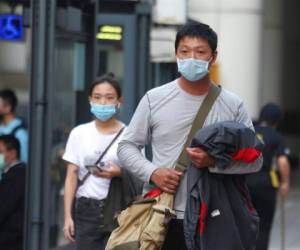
[{"xmin": 90, "ymin": 103, "xmax": 120, "ymax": 122}]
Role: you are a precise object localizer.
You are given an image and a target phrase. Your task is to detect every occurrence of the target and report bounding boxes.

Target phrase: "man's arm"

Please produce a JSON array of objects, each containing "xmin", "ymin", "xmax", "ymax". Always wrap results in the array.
[
  {"xmin": 118, "ymin": 94, "xmax": 158, "ymax": 183},
  {"xmin": 189, "ymin": 101, "xmax": 262, "ymax": 174},
  {"xmin": 118, "ymin": 94, "xmax": 182, "ymax": 193},
  {"xmin": 277, "ymin": 155, "xmax": 290, "ymax": 196}
]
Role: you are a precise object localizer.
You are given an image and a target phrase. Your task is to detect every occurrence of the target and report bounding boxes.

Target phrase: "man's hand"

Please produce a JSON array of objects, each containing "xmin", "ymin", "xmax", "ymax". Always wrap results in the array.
[
  {"xmin": 186, "ymin": 147, "xmax": 215, "ymax": 168},
  {"xmin": 279, "ymin": 182, "xmax": 289, "ymax": 197},
  {"xmin": 150, "ymin": 168, "xmax": 183, "ymax": 194}
]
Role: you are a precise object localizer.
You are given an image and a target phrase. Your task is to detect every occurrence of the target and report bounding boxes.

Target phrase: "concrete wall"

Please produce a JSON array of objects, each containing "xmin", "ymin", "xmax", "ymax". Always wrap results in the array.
[{"xmin": 189, "ymin": 0, "xmax": 264, "ymax": 119}]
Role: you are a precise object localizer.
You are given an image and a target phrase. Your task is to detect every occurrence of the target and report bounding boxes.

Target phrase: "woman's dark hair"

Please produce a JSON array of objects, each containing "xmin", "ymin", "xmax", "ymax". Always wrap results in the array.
[
  {"xmin": 259, "ymin": 103, "xmax": 282, "ymax": 127},
  {"xmin": 89, "ymin": 73, "xmax": 122, "ymax": 98},
  {"xmin": 175, "ymin": 21, "xmax": 218, "ymax": 53}
]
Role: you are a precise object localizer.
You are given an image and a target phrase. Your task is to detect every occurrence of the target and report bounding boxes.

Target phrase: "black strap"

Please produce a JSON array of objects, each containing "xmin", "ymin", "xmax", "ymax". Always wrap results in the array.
[
  {"xmin": 175, "ymin": 83, "xmax": 221, "ymax": 172},
  {"xmin": 80, "ymin": 126, "xmax": 125, "ymax": 185}
]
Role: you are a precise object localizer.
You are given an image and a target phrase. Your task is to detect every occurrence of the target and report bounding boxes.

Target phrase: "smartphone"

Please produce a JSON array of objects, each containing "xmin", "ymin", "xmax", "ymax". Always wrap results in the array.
[{"xmin": 85, "ymin": 164, "xmax": 103, "ymax": 174}]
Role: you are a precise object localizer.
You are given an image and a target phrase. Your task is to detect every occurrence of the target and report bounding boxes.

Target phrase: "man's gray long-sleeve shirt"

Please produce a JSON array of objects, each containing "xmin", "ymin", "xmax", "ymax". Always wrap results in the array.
[{"xmin": 118, "ymin": 80, "xmax": 262, "ymax": 218}]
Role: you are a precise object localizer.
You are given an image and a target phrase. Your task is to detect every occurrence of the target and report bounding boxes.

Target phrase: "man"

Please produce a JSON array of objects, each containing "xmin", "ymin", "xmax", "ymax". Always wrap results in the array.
[
  {"xmin": 247, "ymin": 103, "xmax": 290, "ymax": 250},
  {"xmin": 0, "ymin": 89, "xmax": 28, "ymax": 163},
  {"xmin": 0, "ymin": 135, "xmax": 26, "ymax": 250},
  {"xmin": 117, "ymin": 21, "xmax": 262, "ymax": 249}
]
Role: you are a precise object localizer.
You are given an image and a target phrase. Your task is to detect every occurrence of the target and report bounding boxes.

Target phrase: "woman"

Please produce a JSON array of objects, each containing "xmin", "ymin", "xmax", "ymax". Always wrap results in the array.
[
  {"xmin": 62, "ymin": 73, "xmax": 127, "ymax": 250},
  {"xmin": 246, "ymin": 103, "xmax": 290, "ymax": 250}
]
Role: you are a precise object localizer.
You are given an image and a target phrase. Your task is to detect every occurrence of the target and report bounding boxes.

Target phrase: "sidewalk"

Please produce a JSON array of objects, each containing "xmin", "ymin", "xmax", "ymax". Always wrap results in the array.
[
  {"xmin": 269, "ymin": 168, "xmax": 300, "ymax": 250},
  {"xmin": 53, "ymin": 170, "xmax": 300, "ymax": 250}
]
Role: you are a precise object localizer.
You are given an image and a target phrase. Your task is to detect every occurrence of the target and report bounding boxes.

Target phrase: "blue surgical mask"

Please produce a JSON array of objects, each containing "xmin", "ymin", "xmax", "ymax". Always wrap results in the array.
[
  {"xmin": 0, "ymin": 154, "xmax": 5, "ymax": 170},
  {"xmin": 177, "ymin": 58, "xmax": 210, "ymax": 82},
  {"xmin": 90, "ymin": 103, "xmax": 119, "ymax": 122}
]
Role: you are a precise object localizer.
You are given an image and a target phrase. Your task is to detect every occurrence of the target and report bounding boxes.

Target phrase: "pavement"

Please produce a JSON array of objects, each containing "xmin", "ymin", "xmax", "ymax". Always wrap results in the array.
[
  {"xmin": 269, "ymin": 168, "xmax": 300, "ymax": 250},
  {"xmin": 53, "ymin": 168, "xmax": 300, "ymax": 250}
]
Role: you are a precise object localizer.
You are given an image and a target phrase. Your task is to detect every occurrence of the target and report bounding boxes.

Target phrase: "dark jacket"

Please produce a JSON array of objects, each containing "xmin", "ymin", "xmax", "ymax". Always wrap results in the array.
[
  {"xmin": 0, "ymin": 162, "xmax": 26, "ymax": 250},
  {"xmin": 184, "ymin": 121, "xmax": 263, "ymax": 250}
]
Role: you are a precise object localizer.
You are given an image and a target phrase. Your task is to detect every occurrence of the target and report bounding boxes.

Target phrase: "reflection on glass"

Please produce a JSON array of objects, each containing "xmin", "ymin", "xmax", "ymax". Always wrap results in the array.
[
  {"xmin": 49, "ymin": 40, "xmax": 81, "ymax": 248},
  {"xmin": 98, "ymin": 42, "xmax": 124, "ymax": 86}
]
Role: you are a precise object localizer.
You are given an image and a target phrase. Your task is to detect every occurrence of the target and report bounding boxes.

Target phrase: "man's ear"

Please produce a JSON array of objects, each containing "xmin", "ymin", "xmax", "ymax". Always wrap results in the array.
[
  {"xmin": 7, "ymin": 149, "xmax": 17, "ymax": 162},
  {"xmin": 210, "ymin": 51, "xmax": 218, "ymax": 65}
]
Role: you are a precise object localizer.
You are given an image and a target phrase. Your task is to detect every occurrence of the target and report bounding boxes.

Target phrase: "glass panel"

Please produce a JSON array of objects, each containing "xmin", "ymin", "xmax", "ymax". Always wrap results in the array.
[
  {"xmin": 97, "ymin": 41, "xmax": 124, "ymax": 84},
  {"xmin": 49, "ymin": 40, "xmax": 83, "ymax": 249}
]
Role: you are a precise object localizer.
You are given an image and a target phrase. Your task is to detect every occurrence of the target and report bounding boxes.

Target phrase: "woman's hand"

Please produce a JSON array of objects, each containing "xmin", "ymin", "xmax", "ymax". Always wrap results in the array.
[
  {"xmin": 63, "ymin": 216, "xmax": 75, "ymax": 242},
  {"xmin": 93, "ymin": 161, "xmax": 122, "ymax": 179}
]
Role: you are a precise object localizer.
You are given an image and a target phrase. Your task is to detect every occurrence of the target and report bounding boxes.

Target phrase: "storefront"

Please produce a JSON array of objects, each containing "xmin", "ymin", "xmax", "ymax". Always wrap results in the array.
[{"xmin": 24, "ymin": 1, "xmax": 151, "ymax": 249}]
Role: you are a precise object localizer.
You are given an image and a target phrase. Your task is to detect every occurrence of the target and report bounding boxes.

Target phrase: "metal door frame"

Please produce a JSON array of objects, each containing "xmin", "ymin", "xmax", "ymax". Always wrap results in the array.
[{"xmin": 96, "ymin": 14, "xmax": 137, "ymax": 123}]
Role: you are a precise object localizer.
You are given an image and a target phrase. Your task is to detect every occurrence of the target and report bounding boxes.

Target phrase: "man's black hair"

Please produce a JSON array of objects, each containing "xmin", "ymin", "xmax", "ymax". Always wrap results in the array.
[
  {"xmin": 0, "ymin": 134, "xmax": 20, "ymax": 159},
  {"xmin": 0, "ymin": 89, "xmax": 18, "ymax": 113},
  {"xmin": 259, "ymin": 103, "xmax": 282, "ymax": 127},
  {"xmin": 175, "ymin": 21, "xmax": 218, "ymax": 53},
  {"xmin": 89, "ymin": 72, "xmax": 122, "ymax": 98}
]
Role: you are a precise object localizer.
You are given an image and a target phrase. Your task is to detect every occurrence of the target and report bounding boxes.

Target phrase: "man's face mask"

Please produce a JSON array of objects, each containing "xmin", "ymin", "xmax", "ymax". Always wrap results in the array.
[
  {"xmin": 0, "ymin": 153, "xmax": 6, "ymax": 170},
  {"xmin": 177, "ymin": 57, "xmax": 211, "ymax": 82}
]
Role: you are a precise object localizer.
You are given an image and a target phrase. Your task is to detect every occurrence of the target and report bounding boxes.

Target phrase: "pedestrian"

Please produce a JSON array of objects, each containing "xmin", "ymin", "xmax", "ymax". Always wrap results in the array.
[
  {"xmin": 62, "ymin": 73, "xmax": 141, "ymax": 250},
  {"xmin": 117, "ymin": 21, "xmax": 262, "ymax": 250},
  {"xmin": 246, "ymin": 103, "xmax": 290, "ymax": 250},
  {"xmin": 0, "ymin": 135, "xmax": 26, "ymax": 250},
  {"xmin": 0, "ymin": 89, "xmax": 28, "ymax": 163}
]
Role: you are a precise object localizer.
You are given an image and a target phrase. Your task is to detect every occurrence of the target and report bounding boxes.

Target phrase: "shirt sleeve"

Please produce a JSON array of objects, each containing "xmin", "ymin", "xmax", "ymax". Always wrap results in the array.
[
  {"xmin": 118, "ymin": 94, "xmax": 158, "ymax": 183},
  {"xmin": 276, "ymin": 133, "xmax": 287, "ymax": 157},
  {"xmin": 209, "ymin": 101, "xmax": 263, "ymax": 174},
  {"xmin": 62, "ymin": 128, "xmax": 80, "ymax": 166}
]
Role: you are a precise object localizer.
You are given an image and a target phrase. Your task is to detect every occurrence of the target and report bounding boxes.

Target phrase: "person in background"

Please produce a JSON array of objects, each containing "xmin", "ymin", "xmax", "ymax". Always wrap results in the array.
[
  {"xmin": 63, "ymin": 73, "xmax": 141, "ymax": 250},
  {"xmin": 246, "ymin": 103, "xmax": 290, "ymax": 250},
  {"xmin": 0, "ymin": 135, "xmax": 26, "ymax": 250},
  {"xmin": 0, "ymin": 89, "xmax": 28, "ymax": 163}
]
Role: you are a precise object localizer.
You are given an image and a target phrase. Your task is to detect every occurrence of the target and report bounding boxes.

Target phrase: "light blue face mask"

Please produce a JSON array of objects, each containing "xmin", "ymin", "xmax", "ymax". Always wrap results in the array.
[
  {"xmin": 0, "ymin": 154, "xmax": 6, "ymax": 170},
  {"xmin": 177, "ymin": 58, "xmax": 211, "ymax": 82},
  {"xmin": 90, "ymin": 103, "xmax": 119, "ymax": 122}
]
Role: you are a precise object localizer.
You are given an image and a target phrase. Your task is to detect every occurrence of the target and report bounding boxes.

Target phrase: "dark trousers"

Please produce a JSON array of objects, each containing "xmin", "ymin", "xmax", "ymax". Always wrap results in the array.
[
  {"xmin": 162, "ymin": 219, "xmax": 187, "ymax": 250},
  {"xmin": 249, "ymin": 186, "xmax": 277, "ymax": 250},
  {"xmin": 75, "ymin": 197, "xmax": 110, "ymax": 250}
]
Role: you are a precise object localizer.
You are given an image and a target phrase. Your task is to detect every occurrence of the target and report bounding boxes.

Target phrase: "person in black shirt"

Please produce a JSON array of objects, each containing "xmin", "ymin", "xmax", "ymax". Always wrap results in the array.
[
  {"xmin": 0, "ymin": 135, "xmax": 26, "ymax": 250},
  {"xmin": 247, "ymin": 103, "xmax": 290, "ymax": 250}
]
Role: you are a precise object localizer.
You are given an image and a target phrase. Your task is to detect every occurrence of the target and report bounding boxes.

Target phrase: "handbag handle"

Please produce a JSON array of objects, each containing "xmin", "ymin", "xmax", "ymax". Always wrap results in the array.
[{"xmin": 80, "ymin": 126, "xmax": 125, "ymax": 185}]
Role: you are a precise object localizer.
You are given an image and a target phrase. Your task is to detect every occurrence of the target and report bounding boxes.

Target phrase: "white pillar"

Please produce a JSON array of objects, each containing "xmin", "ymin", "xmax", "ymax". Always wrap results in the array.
[
  {"xmin": 260, "ymin": 0, "xmax": 283, "ymax": 107},
  {"xmin": 189, "ymin": 0, "xmax": 264, "ymax": 118}
]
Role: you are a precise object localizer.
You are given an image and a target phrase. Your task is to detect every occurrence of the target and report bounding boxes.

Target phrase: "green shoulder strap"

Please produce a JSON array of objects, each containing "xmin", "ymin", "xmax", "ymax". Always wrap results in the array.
[{"xmin": 175, "ymin": 83, "xmax": 221, "ymax": 172}]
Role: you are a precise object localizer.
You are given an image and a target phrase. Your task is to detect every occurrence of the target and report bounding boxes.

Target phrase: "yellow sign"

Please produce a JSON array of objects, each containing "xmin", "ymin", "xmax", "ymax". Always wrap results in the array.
[{"xmin": 96, "ymin": 25, "xmax": 123, "ymax": 41}]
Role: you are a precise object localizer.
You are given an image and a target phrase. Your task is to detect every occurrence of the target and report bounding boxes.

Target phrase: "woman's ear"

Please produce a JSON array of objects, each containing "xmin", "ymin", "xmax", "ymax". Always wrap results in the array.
[{"xmin": 118, "ymin": 96, "xmax": 124, "ymax": 104}]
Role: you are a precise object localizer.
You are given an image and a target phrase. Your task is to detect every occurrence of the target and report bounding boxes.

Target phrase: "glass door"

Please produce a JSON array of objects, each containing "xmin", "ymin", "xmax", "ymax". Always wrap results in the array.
[
  {"xmin": 49, "ymin": 39, "xmax": 86, "ymax": 249},
  {"xmin": 96, "ymin": 14, "xmax": 137, "ymax": 123}
]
